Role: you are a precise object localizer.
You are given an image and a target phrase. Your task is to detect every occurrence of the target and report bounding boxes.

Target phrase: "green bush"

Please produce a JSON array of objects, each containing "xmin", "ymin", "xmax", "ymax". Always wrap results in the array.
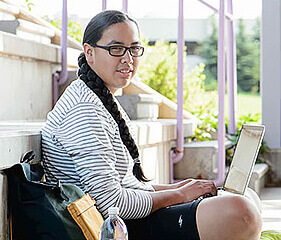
[
  {"xmin": 260, "ymin": 231, "xmax": 281, "ymax": 240},
  {"xmin": 43, "ymin": 16, "xmax": 82, "ymax": 43},
  {"xmin": 138, "ymin": 40, "xmax": 216, "ymax": 114},
  {"xmin": 192, "ymin": 110, "xmax": 264, "ymax": 165}
]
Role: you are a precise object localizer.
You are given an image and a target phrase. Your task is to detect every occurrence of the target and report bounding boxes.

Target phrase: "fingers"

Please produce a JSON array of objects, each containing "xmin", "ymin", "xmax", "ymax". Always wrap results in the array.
[
  {"xmin": 175, "ymin": 179, "xmax": 194, "ymax": 188},
  {"xmin": 182, "ymin": 179, "xmax": 217, "ymax": 200},
  {"xmin": 196, "ymin": 180, "xmax": 217, "ymax": 196}
]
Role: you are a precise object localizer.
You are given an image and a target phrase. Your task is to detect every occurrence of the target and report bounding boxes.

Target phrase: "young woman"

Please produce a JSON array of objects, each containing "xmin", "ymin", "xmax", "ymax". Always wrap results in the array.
[{"xmin": 41, "ymin": 10, "xmax": 262, "ymax": 240}]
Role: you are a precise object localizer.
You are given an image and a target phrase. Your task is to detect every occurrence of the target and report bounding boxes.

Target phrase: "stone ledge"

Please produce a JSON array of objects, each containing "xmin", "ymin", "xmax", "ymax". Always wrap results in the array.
[
  {"xmin": 0, "ymin": 121, "xmax": 44, "ymax": 130},
  {"xmin": 174, "ymin": 140, "xmax": 233, "ymax": 179},
  {"xmin": 249, "ymin": 163, "xmax": 269, "ymax": 195},
  {"xmin": 0, "ymin": 30, "xmax": 80, "ymax": 67},
  {"xmin": 17, "ymin": 19, "xmax": 55, "ymax": 38},
  {"xmin": 0, "ymin": 1, "xmax": 19, "ymax": 16},
  {"xmin": 132, "ymin": 119, "xmax": 195, "ymax": 146},
  {"xmin": 116, "ymin": 94, "xmax": 161, "ymax": 120},
  {"xmin": 0, "ymin": 131, "xmax": 41, "ymax": 169},
  {"xmin": 123, "ymin": 80, "xmax": 201, "ymax": 123}
]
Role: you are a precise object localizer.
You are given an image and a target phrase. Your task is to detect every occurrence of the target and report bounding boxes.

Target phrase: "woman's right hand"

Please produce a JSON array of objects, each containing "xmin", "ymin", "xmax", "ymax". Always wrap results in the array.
[
  {"xmin": 150, "ymin": 179, "xmax": 217, "ymax": 212},
  {"xmin": 177, "ymin": 179, "xmax": 217, "ymax": 203}
]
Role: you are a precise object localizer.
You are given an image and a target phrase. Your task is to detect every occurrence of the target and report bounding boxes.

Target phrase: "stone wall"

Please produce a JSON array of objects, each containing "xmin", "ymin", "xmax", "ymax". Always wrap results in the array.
[
  {"xmin": 0, "ymin": 128, "xmax": 42, "ymax": 240},
  {"xmin": 0, "ymin": 30, "xmax": 80, "ymax": 121}
]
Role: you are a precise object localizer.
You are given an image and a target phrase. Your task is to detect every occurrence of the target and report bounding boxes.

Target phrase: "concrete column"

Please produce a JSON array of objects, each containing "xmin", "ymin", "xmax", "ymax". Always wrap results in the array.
[
  {"xmin": 262, "ymin": 0, "xmax": 281, "ymax": 182},
  {"xmin": 262, "ymin": 0, "xmax": 281, "ymax": 149}
]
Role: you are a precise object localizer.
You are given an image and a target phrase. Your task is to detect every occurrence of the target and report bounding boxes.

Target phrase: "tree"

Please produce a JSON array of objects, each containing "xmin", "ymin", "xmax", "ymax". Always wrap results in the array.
[
  {"xmin": 197, "ymin": 17, "xmax": 261, "ymax": 94},
  {"xmin": 197, "ymin": 16, "xmax": 218, "ymax": 91},
  {"xmin": 236, "ymin": 19, "xmax": 260, "ymax": 93},
  {"xmin": 250, "ymin": 18, "xmax": 261, "ymax": 93}
]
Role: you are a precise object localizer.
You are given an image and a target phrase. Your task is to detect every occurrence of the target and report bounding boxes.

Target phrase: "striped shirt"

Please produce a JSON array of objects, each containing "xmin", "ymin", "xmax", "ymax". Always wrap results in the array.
[{"xmin": 41, "ymin": 79, "xmax": 154, "ymax": 219}]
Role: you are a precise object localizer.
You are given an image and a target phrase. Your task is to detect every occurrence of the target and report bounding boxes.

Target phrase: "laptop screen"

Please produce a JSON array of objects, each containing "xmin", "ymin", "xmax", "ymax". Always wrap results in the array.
[{"xmin": 224, "ymin": 124, "xmax": 265, "ymax": 194}]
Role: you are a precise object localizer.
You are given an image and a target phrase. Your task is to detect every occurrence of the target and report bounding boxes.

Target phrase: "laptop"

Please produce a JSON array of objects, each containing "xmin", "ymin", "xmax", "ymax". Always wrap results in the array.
[
  {"xmin": 218, "ymin": 124, "xmax": 265, "ymax": 195},
  {"xmin": 200, "ymin": 124, "xmax": 265, "ymax": 199}
]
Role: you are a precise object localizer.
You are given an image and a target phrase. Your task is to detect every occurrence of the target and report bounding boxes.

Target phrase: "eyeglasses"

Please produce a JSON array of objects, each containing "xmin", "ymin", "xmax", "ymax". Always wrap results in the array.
[{"xmin": 93, "ymin": 44, "xmax": 144, "ymax": 57}]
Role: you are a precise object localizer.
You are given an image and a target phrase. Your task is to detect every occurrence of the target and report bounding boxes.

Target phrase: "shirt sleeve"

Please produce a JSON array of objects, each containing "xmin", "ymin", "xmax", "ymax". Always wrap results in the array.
[{"xmin": 53, "ymin": 102, "xmax": 153, "ymax": 219}]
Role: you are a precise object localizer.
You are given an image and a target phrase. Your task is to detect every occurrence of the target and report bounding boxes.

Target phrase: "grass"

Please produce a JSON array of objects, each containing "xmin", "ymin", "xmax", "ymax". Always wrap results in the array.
[
  {"xmin": 202, "ymin": 91, "xmax": 261, "ymax": 118},
  {"xmin": 233, "ymin": 92, "xmax": 261, "ymax": 117}
]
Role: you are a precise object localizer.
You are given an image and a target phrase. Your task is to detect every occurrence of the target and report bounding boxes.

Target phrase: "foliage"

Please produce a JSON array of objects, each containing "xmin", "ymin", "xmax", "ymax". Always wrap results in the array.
[
  {"xmin": 43, "ymin": 16, "xmax": 82, "ymax": 43},
  {"xmin": 260, "ymin": 231, "xmax": 281, "ymax": 240},
  {"xmin": 236, "ymin": 19, "xmax": 260, "ymax": 93},
  {"xmin": 197, "ymin": 16, "xmax": 218, "ymax": 91},
  {"xmin": 197, "ymin": 17, "xmax": 261, "ymax": 94},
  {"xmin": 138, "ymin": 40, "xmax": 178, "ymax": 101},
  {"xmin": 24, "ymin": 0, "xmax": 34, "ymax": 11},
  {"xmin": 192, "ymin": 109, "xmax": 264, "ymax": 165},
  {"xmin": 235, "ymin": 112, "xmax": 261, "ymax": 130},
  {"xmin": 138, "ymin": 40, "xmax": 264, "ymax": 165},
  {"xmin": 192, "ymin": 110, "xmax": 261, "ymax": 141},
  {"xmin": 224, "ymin": 112, "xmax": 267, "ymax": 165},
  {"xmin": 192, "ymin": 109, "xmax": 218, "ymax": 141},
  {"xmin": 138, "ymin": 40, "xmax": 216, "ymax": 114},
  {"xmin": 250, "ymin": 18, "xmax": 261, "ymax": 93}
]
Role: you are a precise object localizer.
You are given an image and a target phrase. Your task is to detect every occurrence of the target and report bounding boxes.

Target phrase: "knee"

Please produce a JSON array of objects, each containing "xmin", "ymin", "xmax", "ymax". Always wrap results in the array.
[
  {"xmin": 245, "ymin": 187, "xmax": 262, "ymax": 213},
  {"xmin": 229, "ymin": 196, "xmax": 262, "ymax": 237}
]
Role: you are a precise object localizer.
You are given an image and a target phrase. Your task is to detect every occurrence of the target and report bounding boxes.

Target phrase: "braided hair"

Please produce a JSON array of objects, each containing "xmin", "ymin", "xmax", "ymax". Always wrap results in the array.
[{"xmin": 78, "ymin": 10, "xmax": 149, "ymax": 182}]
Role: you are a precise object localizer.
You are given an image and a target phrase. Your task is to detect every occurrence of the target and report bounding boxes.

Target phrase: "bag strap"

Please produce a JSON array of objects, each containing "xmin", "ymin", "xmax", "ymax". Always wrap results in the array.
[
  {"xmin": 5, "ymin": 160, "xmax": 70, "ymax": 202},
  {"xmin": 9, "ymin": 208, "xmax": 12, "ymax": 240},
  {"xmin": 20, "ymin": 151, "xmax": 36, "ymax": 163}
]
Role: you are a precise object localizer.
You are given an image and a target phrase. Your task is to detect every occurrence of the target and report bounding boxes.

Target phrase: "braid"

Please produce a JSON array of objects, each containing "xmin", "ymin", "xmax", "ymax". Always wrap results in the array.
[{"xmin": 78, "ymin": 53, "xmax": 149, "ymax": 182}]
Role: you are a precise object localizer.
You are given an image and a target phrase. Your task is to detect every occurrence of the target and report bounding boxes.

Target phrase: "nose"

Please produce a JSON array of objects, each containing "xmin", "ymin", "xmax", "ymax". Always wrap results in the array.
[{"xmin": 121, "ymin": 49, "xmax": 133, "ymax": 64}]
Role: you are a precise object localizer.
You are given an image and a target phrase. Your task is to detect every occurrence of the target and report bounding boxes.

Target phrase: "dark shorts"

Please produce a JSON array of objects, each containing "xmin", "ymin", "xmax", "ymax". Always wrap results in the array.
[{"xmin": 124, "ymin": 199, "xmax": 202, "ymax": 240}]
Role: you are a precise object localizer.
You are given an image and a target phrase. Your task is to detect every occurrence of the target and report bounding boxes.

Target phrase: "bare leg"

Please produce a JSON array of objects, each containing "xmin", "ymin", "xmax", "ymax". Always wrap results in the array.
[
  {"xmin": 196, "ymin": 194, "xmax": 262, "ymax": 240},
  {"xmin": 218, "ymin": 187, "xmax": 262, "ymax": 213},
  {"xmin": 244, "ymin": 187, "xmax": 262, "ymax": 213}
]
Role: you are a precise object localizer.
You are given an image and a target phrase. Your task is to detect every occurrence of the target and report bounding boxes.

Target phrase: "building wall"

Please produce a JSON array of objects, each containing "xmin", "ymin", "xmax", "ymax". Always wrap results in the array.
[
  {"xmin": 261, "ymin": 0, "xmax": 281, "ymax": 181},
  {"xmin": 261, "ymin": 0, "xmax": 281, "ymax": 149},
  {"xmin": 0, "ymin": 31, "xmax": 80, "ymax": 121},
  {"xmin": 137, "ymin": 18, "xmax": 210, "ymax": 42}
]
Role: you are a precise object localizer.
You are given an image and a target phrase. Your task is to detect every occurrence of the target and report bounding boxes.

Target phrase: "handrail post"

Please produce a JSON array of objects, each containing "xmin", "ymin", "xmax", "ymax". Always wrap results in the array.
[
  {"xmin": 227, "ymin": 0, "xmax": 237, "ymax": 135},
  {"xmin": 216, "ymin": 0, "xmax": 226, "ymax": 186},
  {"xmin": 170, "ymin": 0, "xmax": 184, "ymax": 183},
  {"xmin": 102, "ymin": 0, "xmax": 107, "ymax": 11},
  {"xmin": 122, "ymin": 0, "xmax": 128, "ymax": 12},
  {"xmin": 52, "ymin": 0, "xmax": 68, "ymax": 105},
  {"xmin": 61, "ymin": 0, "xmax": 68, "ymax": 84}
]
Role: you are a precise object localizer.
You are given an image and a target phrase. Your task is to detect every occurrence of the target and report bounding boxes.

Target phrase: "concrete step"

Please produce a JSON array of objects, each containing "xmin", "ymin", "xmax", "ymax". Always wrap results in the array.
[
  {"xmin": 249, "ymin": 163, "xmax": 269, "ymax": 195},
  {"xmin": 116, "ymin": 94, "xmax": 161, "ymax": 120},
  {"xmin": 174, "ymin": 140, "xmax": 233, "ymax": 180},
  {"xmin": 174, "ymin": 140, "xmax": 269, "ymax": 195},
  {"xmin": 260, "ymin": 187, "xmax": 281, "ymax": 231}
]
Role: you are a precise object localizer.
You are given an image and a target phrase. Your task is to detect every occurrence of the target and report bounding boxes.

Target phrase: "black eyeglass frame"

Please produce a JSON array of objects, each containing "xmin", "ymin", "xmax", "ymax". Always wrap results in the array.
[{"xmin": 92, "ymin": 44, "xmax": 144, "ymax": 57}]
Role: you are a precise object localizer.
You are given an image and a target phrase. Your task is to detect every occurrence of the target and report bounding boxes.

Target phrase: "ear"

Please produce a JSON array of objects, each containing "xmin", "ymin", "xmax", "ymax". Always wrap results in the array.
[{"xmin": 83, "ymin": 43, "xmax": 94, "ymax": 63}]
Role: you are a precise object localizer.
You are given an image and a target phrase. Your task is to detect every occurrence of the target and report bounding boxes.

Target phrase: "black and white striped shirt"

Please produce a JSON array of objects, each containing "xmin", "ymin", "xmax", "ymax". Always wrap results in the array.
[{"xmin": 41, "ymin": 79, "xmax": 154, "ymax": 219}]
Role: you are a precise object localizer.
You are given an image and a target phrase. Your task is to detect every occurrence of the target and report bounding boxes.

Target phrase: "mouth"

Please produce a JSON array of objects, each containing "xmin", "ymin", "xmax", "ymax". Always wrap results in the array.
[{"xmin": 117, "ymin": 68, "xmax": 133, "ymax": 78}]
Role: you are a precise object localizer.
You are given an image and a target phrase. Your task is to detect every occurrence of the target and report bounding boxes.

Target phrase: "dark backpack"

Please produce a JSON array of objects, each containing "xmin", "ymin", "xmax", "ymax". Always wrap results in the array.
[{"xmin": 3, "ymin": 152, "xmax": 85, "ymax": 240}]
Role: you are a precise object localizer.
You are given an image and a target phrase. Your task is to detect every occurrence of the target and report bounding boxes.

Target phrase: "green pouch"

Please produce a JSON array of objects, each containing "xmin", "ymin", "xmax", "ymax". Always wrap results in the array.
[{"xmin": 3, "ymin": 152, "xmax": 86, "ymax": 240}]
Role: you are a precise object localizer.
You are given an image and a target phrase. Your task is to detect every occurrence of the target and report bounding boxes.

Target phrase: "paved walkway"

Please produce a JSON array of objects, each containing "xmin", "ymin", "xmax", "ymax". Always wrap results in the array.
[{"xmin": 260, "ymin": 187, "xmax": 281, "ymax": 231}]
